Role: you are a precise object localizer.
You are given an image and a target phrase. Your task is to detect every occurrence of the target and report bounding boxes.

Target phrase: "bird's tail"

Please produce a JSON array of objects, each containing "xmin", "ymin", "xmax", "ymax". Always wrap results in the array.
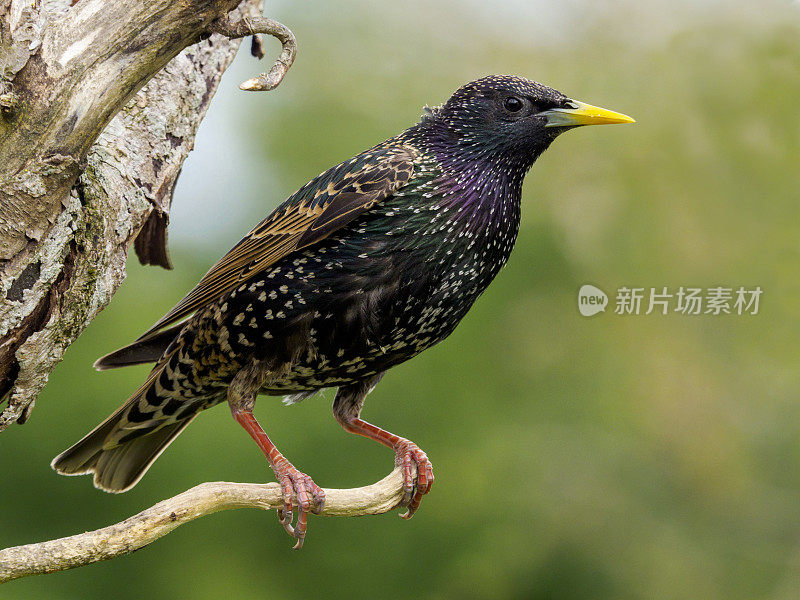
[
  {"xmin": 51, "ymin": 416, "xmax": 195, "ymax": 493},
  {"xmin": 93, "ymin": 323, "xmax": 184, "ymax": 371},
  {"xmin": 52, "ymin": 349, "xmax": 196, "ymax": 493}
]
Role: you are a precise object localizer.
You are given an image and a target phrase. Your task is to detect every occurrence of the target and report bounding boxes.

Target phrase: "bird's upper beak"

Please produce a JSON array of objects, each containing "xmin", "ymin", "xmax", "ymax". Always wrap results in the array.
[{"xmin": 543, "ymin": 99, "xmax": 635, "ymax": 128}]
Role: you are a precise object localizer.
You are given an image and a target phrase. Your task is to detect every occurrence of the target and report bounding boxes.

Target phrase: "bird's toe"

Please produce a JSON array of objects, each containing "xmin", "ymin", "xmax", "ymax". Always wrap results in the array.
[
  {"xmin": 274, "ymin": 465, "xmax": 325, "ymax": 549},
  {"xmin": 394, "ymin": 440, "xmax": 434, "ymax": 519}
]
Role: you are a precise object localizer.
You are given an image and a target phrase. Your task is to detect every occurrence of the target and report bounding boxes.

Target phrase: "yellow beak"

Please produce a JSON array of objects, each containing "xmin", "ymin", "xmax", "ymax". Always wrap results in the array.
[{"xmin": 544, "ymin": 99, "xmax": 635, "ymax": 128}]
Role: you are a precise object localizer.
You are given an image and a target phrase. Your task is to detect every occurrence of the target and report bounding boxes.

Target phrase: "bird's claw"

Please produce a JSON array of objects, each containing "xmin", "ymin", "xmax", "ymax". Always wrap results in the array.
[
  {"xmin": 394, "ymin": 440, "xmax": 434, "ymax": 519},
  {"xmin": 273, "ymin": 464, "xmax": 325, "ymax": 549}
]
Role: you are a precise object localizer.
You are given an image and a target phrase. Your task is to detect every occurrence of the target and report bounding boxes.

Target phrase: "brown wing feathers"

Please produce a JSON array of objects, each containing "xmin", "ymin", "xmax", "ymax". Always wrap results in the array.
[{"xmin": 136, "ymin": 145, "xmax": 416, "ymax": 342}]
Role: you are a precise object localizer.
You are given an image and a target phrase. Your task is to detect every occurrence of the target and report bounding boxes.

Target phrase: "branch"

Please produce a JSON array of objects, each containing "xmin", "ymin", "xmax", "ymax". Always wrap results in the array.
[
  {"xmin": 0, "ymin": 467, "xmax": 409, "ymax": 583},
  {"xmin": 211, "ymin": 15, "xmax": 297, "ymax": 91}
]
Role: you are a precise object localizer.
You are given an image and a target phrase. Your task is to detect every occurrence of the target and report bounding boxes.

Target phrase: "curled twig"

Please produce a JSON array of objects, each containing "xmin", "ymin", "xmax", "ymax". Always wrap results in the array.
[
  {"xmin": 0, "ymin": 466, "xmax": 411, "ymax": 583},
  {"xmin": 210, "ymin": 15, "xmax": 297, "ymax": 91}
]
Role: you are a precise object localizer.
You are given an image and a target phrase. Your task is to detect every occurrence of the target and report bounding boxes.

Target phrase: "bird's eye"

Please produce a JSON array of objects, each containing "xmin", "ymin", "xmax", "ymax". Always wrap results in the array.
[{"xmin": 504, "ymin": 96, "xmax": 524, "ymax": 113}]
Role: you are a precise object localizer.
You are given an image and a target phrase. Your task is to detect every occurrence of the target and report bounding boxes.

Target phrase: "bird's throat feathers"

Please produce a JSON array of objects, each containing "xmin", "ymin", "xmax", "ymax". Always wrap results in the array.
[{"xmin": 403, "ymin": 120, "xmax": 531, "ymax": 236}]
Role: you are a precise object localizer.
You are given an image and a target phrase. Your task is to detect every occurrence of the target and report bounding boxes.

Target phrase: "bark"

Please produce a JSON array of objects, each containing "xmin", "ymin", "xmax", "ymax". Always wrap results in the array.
[
  {"xmin": 0, "ymin": 0, "xmax": 295, "ymax": 430},
  {"xmin": 0, "ymin": 467, "xmax": 413, "ymax": 582}
]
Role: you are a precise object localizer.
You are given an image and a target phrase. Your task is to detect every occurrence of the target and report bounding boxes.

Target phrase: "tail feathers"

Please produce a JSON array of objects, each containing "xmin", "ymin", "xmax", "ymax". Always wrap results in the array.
[
  {"xmin": 54, "ymin": 347, "xmax": 192, "ymax": 493},
  {"xmin": 52, "ymin": 417, "xmax": 195, "ymax": 493},
  {"xmin": 50, "ymin": 409, "xmax": 124, "ymax": 477},
  {"xmin": 93, "ymin": 323, "xmax": 184, "ymax": 371}
]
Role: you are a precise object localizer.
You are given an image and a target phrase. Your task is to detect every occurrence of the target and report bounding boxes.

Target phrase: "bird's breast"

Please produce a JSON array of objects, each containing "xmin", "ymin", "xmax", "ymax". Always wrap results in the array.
[{"xmin": 194, "ymin": 170, "xmax": 524, "ymax": 393}]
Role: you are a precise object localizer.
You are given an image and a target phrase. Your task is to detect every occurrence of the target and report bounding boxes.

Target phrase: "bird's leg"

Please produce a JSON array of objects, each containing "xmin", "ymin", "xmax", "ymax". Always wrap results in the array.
[
  {"xmin": 228, "ymin": 359, "xmax": 325, "ymax": 549},
  {"xmin": 333, "ymin": 375, "xmax": 434, "ymax": 519}
]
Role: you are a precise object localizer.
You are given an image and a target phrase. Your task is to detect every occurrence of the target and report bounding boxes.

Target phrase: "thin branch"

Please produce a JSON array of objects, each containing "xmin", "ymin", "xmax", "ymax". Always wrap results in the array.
[
  {"xmin": 210, "ymin": 15, "xmax": 297, "ymax": 91},
  {"xmin": 0, "ymin": 467, "xmax": 409, "ymax": 583}
]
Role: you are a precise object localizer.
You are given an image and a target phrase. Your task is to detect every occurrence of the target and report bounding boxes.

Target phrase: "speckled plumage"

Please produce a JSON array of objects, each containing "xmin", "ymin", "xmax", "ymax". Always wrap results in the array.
[{"xmin": 53, "ymin": 75, "xmax": 633, "ymax": 545}]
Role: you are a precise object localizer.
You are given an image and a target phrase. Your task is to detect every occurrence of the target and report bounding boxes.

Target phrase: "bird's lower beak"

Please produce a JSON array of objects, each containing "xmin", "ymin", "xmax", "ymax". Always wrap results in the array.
[{"xmin": 544, "ymin": 99, "xmax": 635, "ymax": 128}]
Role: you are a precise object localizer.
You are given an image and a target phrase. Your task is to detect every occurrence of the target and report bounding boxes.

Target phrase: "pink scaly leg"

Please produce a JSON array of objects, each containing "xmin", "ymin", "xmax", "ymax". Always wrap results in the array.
[
  {"xmin": 333, "ymin": 375, "xmax": 433, "ymax": 518},
  {"xmin": 229, "ymin": 361, "xmax": 324, "ymax": 549}
]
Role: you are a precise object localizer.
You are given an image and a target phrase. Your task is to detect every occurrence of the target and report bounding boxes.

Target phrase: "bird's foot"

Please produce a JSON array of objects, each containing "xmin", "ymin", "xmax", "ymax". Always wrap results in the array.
[
  {"xmin": 394, "ymin": 439, "xmax": 434, "ymax": 519},
  {"xmin": 272, "ymin": 461, "xmax": 325, "ymax": 549}
]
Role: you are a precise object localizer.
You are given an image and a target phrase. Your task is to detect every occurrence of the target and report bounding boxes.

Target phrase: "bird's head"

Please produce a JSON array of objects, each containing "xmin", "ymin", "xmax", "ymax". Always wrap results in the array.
[{"xmin": 419, "ymin": 75, "xmax": 634, "ymax": 172}]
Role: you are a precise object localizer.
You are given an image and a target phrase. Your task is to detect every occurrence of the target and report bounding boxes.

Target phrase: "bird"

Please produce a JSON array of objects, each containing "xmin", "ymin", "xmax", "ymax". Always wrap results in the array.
[{"xmin": 52, "ymin": 75, "xmax": 634, "ymax": 548}]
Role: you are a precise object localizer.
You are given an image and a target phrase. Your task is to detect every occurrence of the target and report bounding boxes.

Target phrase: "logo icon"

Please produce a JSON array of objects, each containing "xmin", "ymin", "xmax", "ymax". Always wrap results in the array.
[{"xmin": 578, "ymin": 284, "xmax": 608, "ymax": 317}]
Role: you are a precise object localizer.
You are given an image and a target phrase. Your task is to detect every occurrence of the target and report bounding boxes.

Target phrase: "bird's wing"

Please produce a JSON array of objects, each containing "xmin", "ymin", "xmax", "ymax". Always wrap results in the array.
[{"xmin": 138, "ymin": 144, "xmax": 417, "ymax": 340}]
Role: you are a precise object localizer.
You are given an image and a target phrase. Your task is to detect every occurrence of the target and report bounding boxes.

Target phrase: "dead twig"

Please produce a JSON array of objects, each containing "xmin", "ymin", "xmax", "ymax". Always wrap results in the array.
[
  {"xmin": 211, "ymin": 15, "xmax": 297, "ymax": 91},
  {"xmin": 0, "ymin": 466, "xmax": 410, "ymax": 583}
]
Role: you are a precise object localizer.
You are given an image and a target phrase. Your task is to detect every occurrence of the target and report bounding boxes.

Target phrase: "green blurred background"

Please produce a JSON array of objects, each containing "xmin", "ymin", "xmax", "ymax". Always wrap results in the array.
[{"xmin": 4, "ymin": 0, "xmax": 800, "ymax": 598}]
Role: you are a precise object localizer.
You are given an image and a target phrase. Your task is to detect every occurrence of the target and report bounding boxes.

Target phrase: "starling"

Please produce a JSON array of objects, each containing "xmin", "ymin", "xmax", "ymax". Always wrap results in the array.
[{"xmin": 52, "ymin": 75, "xmax": 633, "ymax": 547}]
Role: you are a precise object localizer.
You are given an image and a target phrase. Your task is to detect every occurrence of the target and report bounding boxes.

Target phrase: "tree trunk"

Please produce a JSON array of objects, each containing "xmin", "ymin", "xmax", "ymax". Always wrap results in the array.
[{"xmin": 0, "ymin": 0, "xmax": 290, "ymax": 430}]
